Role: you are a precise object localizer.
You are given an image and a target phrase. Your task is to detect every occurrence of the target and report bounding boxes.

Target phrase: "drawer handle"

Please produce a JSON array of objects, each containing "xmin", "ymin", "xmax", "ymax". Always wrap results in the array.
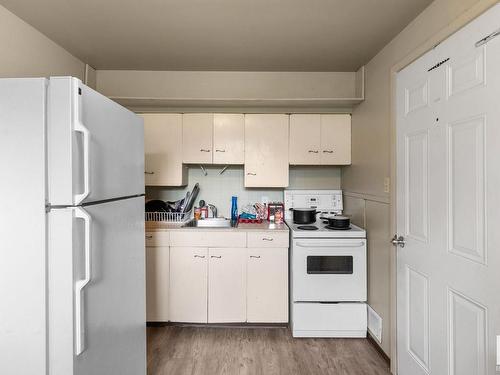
[
  {"xmin": 145, "ymin": 235, "xmax": 153, "ymax": 239},
  {"xmin": 308, "ymin": 150, "xmax": 319, "ymax": 153},
  {"xmin": 322, "ymin": 150, "xmax": 334, "ymax": 153},
  {"xmin": 144, "ymin": 171, "xmax": 155, "ymax": 175},
  {"xmin": 247, "ymin": 172, "xmax": 256, "ymax": 176},
  {"xmin": 210, "ymin": 255, "xmax": 222, "ymax": 259},
  {"xmin": 200, "ymin": 149, "xmax": 211, "ymax": 152},
  {"xmin": 262, "ymin": 237, "xmax": 274, "ymax": 241},
  {"xmin": 250, "ymin": 255, "xmax": 261, "ymax": 259},
  {"xmin": 194, "ymin": 255, "xmax": 206, "ymax": 258},
  {"xmin": 215, "ymin": 149, "xmax": 226, "ymax": 153}
]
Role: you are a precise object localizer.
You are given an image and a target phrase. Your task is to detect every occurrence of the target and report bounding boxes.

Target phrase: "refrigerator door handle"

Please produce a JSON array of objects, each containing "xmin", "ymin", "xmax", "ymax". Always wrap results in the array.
[
  {"xmin": 73, "ymin": 207, "xmax": 92, "ymax": 355},
  {"xmin": 73, "ymin": 87, "xmax": 91, "ymax": 205}
]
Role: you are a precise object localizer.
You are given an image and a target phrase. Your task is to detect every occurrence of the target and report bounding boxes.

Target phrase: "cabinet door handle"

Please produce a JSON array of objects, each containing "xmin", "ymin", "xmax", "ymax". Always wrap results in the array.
[
  {"xmin": 215, "ymin": 149, "xmax": 226, "ymax": 153},
  {"xmin": 308, "ymin": 150, "xmax": 319, "ymax": 153},
  {"xmin": 210, "ymin": 255, "xmax": 222, "ymax": 258},
  {"xmin": 323, "ymin": 150, "xmax": 334, "ymax": 153},
  {"xmin": 250, "ymin": 255, "xmax": 261, "ymax": 259},
  {"xmin": 194, "ymin": 255, "xmax": 206, "ymax": 258},
  {"xmin": 144, "ymin": 171, "xmax": 155, "ymax": 175},
  {"xmin": 262, "ymin": 237, "xmax": 274, "ymax": 241},
  {"xmin": 247, "ymin": 172, "xmax": 256, "ymax": 176},
  {"xmin": 200, "ymin": 149, "xmax": 211, "ymax": 152},
  {"xmin": 145, "ymin": 235, "xmax": 153, "ymax": 239}
]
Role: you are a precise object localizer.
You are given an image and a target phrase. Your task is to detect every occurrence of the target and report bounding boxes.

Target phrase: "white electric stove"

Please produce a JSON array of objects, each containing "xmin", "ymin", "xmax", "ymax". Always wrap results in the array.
[{"xmin": 285, "ymin": 190, "xmax": 368, "ymax": 338}]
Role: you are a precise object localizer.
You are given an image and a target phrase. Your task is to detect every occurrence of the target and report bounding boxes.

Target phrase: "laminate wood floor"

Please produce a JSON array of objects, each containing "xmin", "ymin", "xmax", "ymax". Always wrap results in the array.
[{"xmin": 147, "ymin": 326, "xmax": 391, "ymax": 375}]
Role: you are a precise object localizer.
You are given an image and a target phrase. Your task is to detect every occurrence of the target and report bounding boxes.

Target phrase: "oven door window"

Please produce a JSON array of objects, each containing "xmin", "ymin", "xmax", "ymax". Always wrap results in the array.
[{"xmin": 306, "ymin": 256, "xmax": 353, "ymax": 274}]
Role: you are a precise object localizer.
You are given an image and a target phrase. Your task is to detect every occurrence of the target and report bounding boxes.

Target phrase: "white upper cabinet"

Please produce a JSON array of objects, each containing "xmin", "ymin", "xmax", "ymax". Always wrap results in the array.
[
  {"xmin": 289, "ymin": 114, "xmax": 321, "ymax": 165},
  {"xmin": 320, "ymin": 114, "xmax": 351, "ymax": 165},
  {"xmin": 213, "ymin": 114, "xmax": 245, "ymax": 164},
  {"xmin": 289, "ymin": 114, "xmax": 351, "ymax": 165},
  {"xmin": 182, "ymin": 113, "xmax": 214, "ymax": 164},
  {"xmin": 142, "ymin": 113, "xmax": 187, "ymax": 186},
  {"xmin": 244, "ymin": 114, "xmax": 289, "ymax": 187}
]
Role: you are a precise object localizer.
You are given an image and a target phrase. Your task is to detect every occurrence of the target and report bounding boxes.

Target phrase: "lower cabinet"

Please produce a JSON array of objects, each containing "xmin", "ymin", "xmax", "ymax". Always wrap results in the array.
[
  {"xmin": 167, "ymin": 237, "xmax": 289, "ymax": 324},
  {"xmin": 247, "ymin": 247, "xmax": 289, "ymax": 323},
  {"xmin": 146, "ymin": 245, "xmax": 170, "ymax": 322},
  {"xmin": 208, "ymin": 248, "xmax": 247, "ymax": 323},
  {"xmin": 169, "ymin": 247, "xmax": 208, "ymax": 323}
]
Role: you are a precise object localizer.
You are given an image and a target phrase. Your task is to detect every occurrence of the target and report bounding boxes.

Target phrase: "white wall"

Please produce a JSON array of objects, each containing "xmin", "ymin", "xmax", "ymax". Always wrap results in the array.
[
  {"xmin": 342, "ymin": 0, "xmax": 497, "ymax": 359},
  {"xmin": 0, "ymin": 5, "xmax": 84, "ymax": 79},
  {"xmin": 147, "ymin": 165, "xmax": 341, "ymax": 217}
]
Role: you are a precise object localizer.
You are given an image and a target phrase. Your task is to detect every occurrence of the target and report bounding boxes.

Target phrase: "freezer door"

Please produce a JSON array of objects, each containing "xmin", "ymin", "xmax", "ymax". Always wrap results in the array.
[
  {"xmin": 48, "ymin": 77, "xmax": 144, "ymax": 206},
  {"xmin": 48, "ymin": 197, "xmax": 146, "ymax": 375}
]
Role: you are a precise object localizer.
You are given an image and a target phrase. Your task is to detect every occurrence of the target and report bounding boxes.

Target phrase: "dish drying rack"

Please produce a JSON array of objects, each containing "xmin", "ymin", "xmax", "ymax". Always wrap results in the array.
[{"xmin": 145, "ymin": 211, "xmax": 191, "ymax": 223}]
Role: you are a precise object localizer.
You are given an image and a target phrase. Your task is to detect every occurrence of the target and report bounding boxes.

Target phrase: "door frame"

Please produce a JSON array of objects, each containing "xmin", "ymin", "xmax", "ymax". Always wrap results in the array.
[{"xmin": 388, "ymin": 1, "xmax": 497, "ymax": 373}]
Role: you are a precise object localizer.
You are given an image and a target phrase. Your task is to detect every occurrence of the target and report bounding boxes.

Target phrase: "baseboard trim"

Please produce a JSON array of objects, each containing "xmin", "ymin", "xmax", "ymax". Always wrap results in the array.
[
  {"xmin": 367, "ymin": 332, "xmax": 391, "ymax": 367},
  {"xmin": 147, "ymin": 321, "xmax": 289, "ymax": 329}
]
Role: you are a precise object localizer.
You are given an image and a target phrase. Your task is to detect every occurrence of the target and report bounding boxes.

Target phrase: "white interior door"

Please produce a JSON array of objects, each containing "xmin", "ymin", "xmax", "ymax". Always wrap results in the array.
[
  {"xmin": 48, "ymin": 77, "xmax": 144, "ymax": 206},
  {"xmin": 396, "ymin": 5, "xmax": 500, "ymax": 375}
]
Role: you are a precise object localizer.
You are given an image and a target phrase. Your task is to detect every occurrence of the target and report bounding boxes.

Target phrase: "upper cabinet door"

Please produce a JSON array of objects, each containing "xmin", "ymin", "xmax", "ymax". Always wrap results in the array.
[
  {"xmin": 289, "ymin": 114, "xmax": 321, "ymax": 165},
  {"xmin": 213, "ymin": 114, "xmax": 245, "ymax": 164},
  {"xmin": 142, "ymin": 113, "xmax": 187, "ymax": 186},
  {"xmin": 320, "ymin": 114, "xmax": 351, "ymax": 165},
  {"xmin": 244, "ymin": 114, "xmax": 289, "ymax": 187},
  {"xmin": 182, "ymin": 113, "xmax": 213, "ymax": 164}
]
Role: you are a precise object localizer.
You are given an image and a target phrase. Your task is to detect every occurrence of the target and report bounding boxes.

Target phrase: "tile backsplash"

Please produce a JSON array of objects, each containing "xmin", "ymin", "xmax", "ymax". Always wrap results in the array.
[{"xmin": 146, "ymin": 165, "xmax": 341, "ymax": 218}]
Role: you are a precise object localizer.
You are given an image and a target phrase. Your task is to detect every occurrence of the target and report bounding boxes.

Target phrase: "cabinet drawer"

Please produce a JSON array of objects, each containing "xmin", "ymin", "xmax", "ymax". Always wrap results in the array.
[
  {"xmin": 145, "ymin": 231, "xmax": 170, "ymax": 247},
  {"xmin": 170, "ymin": 231, "xmax": 246, "ymax": 248},
  {"xmin": 247, "ymin": 231, "xmax": 289, "ymax": 248}
]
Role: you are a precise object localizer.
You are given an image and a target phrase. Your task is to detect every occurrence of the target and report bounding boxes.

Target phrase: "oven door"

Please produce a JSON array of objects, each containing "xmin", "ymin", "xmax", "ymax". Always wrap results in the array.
[{"xmin": 292, "ymin": 238, "xmax": 367, "ymax": 302}]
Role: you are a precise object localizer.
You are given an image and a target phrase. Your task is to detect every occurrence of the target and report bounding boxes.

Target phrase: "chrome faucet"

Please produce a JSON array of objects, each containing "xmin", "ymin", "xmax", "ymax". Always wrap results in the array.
[{"xmin": 208, "ymin": 204, "xmax": 218, "ymax": 218}]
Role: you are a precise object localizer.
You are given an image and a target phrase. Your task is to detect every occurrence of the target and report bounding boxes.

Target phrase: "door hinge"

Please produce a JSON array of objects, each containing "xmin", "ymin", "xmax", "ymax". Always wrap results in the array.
[
  {"xmin": 476, "ymin": 28, "xmax": 500, "ymax": 48},
  {"xmin": 427, "ymin": 58, "xmax": 450, "ymax": 72}
]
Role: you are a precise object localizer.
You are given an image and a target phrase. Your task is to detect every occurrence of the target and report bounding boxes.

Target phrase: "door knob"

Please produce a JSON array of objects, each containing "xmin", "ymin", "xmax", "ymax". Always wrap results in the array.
[{"xmin": 391, "ymin": 235, "xmax": 406, "ymax": 248}]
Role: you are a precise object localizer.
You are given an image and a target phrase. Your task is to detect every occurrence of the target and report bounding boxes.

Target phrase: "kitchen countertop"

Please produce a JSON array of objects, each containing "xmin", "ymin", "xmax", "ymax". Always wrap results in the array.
[{"xmin": 146, "ymin": 220, "xmax": 289, "ymax": 233}]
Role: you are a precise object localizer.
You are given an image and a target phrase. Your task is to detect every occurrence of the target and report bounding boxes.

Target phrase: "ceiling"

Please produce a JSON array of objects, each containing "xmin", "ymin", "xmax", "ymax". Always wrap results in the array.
[{"xmin": 1, "ymin": 0, "xmax": 433, "ymax": 71}]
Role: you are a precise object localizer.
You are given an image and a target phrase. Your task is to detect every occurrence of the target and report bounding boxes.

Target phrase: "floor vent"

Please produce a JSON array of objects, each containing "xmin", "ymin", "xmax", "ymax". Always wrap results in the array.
[{"xmin": 367, "ymin": 305, "xmax": 382, "ymax": 343}]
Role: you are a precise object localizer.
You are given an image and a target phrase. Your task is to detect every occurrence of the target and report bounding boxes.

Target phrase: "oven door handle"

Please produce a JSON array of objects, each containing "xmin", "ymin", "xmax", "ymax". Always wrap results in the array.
[{"xmin": 295, "ymin": 242, "xmax": 365, "ymax": 248}]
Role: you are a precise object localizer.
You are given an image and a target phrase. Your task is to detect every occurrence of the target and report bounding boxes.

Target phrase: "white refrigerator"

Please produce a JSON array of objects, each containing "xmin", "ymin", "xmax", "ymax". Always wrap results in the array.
[{"xmin": 0, "ymin": 77, "xmax": 146, "ymax": 375}]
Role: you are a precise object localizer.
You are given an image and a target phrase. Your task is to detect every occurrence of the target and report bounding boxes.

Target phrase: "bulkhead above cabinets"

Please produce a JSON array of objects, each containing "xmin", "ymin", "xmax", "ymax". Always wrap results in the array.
[{"xmin": 140, "ymin": 112, "xmax": 352, "ymax": 188}]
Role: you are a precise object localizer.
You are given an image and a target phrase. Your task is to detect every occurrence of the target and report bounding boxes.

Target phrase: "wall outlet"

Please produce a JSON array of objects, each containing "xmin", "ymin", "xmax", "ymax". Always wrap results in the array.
[
  {"xmin": 261, "ymin": 196, "xmax": 269, "ymax": 205},
  {"xmin": 384, "ymin": 177, "xmax": 390, "ymax": 194}
]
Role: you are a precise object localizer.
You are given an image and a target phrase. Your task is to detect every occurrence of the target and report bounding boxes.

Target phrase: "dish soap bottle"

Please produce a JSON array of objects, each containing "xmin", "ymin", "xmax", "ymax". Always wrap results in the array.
[{"xmin": 231, "ymin": 196, "xmax": 238, "ymax": 225}]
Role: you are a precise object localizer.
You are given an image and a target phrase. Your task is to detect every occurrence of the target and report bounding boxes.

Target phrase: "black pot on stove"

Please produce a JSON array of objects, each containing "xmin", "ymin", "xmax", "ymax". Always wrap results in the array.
[
  {"xmin": 325, "ymin": 215, "xmax": 351, "ymax": 230},
  {"xmin": 290, "ymin": 208, "xmax": 320, "ymax": 224}
]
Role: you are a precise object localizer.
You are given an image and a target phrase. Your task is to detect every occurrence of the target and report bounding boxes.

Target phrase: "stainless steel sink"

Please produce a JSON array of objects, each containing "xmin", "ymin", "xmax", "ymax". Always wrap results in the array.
[{"xmin": 183, "ymin": 218, "xmax": 232, "ymax": 228}]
